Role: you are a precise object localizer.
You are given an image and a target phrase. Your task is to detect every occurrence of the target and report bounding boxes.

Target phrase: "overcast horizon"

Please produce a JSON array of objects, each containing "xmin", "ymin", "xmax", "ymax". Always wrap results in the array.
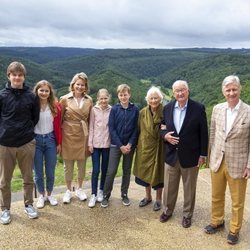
[{"xmin": 1, "ymin": 0, "xmax": 250, "ymax": 49}]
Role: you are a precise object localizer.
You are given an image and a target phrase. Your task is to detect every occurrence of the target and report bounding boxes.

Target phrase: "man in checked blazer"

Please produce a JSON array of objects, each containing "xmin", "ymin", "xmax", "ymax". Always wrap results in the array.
[
  {"xmin": 159, "ymin": 80, "xmax": 208, "ymax": 228},
  {"xmin": 204, "ymin": 75, "xmax": 250, "ymax": 245}
]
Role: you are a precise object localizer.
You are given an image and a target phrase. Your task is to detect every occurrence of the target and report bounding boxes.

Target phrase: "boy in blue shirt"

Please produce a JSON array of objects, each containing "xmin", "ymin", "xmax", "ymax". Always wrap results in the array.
[{"xmin": 101, "ymin": 84, "xmax": 139, "ymax": 208}]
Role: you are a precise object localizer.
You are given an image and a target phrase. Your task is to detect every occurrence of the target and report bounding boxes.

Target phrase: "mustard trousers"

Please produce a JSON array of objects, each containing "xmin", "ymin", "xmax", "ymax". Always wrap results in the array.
[{"xmin": 211, "ymin": 158, "xmax": 247, "ymax": 234}]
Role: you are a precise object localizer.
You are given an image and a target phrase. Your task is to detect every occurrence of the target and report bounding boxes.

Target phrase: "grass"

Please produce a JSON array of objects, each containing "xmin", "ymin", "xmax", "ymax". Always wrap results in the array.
[{"xmin": 11, "ymin": 156, "xmax": 124, "ymax": 192}]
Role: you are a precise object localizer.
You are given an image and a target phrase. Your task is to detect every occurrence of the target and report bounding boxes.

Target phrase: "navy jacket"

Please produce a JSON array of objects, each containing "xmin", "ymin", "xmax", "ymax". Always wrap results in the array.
[
  {"xmin": 0, "ymin": 82, "xmax": 40, "ymax": 147},
  {"xmin": 108, "ymin": 102, "xmax": 139, "ymax": 148},
  {"xmin": 161, "ymin": 98, "xmax": 208, "ymax": 168}
]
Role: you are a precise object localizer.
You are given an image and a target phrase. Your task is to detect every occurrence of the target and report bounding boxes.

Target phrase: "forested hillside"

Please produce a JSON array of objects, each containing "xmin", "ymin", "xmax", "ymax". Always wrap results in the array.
[{"xmin": 1, "ymin": 47, "xmax": 250, "ymax": 115}]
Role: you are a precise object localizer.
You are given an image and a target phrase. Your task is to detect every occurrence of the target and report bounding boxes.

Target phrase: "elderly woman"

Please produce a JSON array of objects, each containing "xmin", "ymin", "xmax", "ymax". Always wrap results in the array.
[
  {"xmin": 133, "ymin": 86, "xmax": 164, "ymax": 211},
  {"xmin": 60, "ymin": 72, "xmax": 92, "ymax": 204}
]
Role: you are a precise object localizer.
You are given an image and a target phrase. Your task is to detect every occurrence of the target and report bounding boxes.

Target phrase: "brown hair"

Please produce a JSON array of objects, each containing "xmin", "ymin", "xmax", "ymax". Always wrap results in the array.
[
  {"xmin": 7, "ymin": 61, "xmax": 26, "ymax": 77},
  {"xmin": 33, "ymin": 80, "xmax": 57, "ymax": 116}
]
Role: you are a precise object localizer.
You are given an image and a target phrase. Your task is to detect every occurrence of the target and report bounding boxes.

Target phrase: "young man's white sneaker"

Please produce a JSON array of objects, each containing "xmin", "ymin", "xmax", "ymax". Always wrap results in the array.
[
  {"xmin": 47, "ymin": 196, "xmax": 58, "ymax": 206},
  {"xmin": 36, "ymin": 195, "xmax": 45, "ymax": 209},
  {"xmin": 75, "ymin": 188, "xmax": 87, "ymax": 201},
  {"xmin": 0, "ymin": 209, "xmax": 11, "ymax": 225},
  {"xmin": 24, "ymin": 205, "xmax": 39, "ymax": 219},
  {"xmin": 97, "ymin": 190, "xmax": 104, "ymax": 202},
  {"xmin": 88, "ymin": 194, "xmax": 97, "ymax": 208},
  {"xmin": 63, "ymin": 190, "xmax": 72, "ymax": 204}
]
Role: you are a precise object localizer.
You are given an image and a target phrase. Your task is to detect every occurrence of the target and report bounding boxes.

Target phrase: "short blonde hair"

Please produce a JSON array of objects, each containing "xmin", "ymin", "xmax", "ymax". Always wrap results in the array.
[
  {"xmin": 7, "ymin": 61, "xmax": 26, "ymax": 77},
  {"xmin": 69, "ymin": 72, "xmax": 89, "ymax": 92},
  {"xmin": 145, "ymin": 86, "xmax": 163, "ymax": 104},
  {"xmin": 117, "ymin": 84, "xmax": 131, "ymax": 94}
]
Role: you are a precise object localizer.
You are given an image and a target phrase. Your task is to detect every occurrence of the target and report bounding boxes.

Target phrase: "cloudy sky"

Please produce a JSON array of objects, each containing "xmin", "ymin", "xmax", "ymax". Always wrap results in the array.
[{"xmin": 0, "ymin": 0, "xmax": 249, "ymax": 49}]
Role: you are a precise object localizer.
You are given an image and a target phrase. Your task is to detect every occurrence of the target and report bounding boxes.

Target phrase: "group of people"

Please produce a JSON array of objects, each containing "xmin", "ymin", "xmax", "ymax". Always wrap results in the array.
[{"xmin": 0, "ymin": 61, "xmax": 249, "ymax": 245}]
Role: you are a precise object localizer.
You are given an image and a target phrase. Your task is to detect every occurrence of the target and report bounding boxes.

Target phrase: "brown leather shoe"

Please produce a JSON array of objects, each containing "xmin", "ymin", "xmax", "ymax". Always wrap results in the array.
[
  {"xmin": 160, "ymin": 212, "xmax": 172, "ymax": 223},
  {"xmin": 182, "ymin": 217, "xmax": 192, "ymax": 228}
]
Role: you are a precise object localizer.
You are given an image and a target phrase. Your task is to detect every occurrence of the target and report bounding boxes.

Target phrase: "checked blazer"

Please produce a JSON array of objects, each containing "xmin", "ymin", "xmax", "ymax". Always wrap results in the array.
[{"xmin": 209, "ymin": 101, "xmax": 250, "ymax": 178}]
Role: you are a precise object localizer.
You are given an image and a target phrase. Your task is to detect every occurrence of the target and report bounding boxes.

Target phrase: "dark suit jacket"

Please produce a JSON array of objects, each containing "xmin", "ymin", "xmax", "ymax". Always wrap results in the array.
[{"xmin": 161, "ymin": 98, "xmax": 208, "ymax": 168}]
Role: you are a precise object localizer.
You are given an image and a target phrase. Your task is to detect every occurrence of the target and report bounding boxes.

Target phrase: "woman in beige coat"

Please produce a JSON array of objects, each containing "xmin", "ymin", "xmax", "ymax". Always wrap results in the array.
[{"xmin": 60, "ymin": 72, "xmax": 92, "ymax": 204}]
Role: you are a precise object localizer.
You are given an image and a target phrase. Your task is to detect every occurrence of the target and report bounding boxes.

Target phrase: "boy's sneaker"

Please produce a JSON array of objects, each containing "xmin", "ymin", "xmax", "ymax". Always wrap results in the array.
[
  {"xmin": 97, "ymin": 190, "xmax": 104, "ymax": 202},
  {"xmin": 122, "ymin": 194, "xmax": 131, "ymax": 206},
  {"xmin": 101, "ymin": 197, "xmax": 109, "ymax": 208},
  {"xmin": 0, "ymin": 209, "xmax": 11, "ymax": 225},
  {"xmin": 24, "ymin": 205, "xmax": 39, "ymax": 219},
  {"xmin": 36, "ymin": 195, "xmax": 45, "ymax": 209},
  {"xmin": 75, "ymin": 188, "xmax": 87, "ymax": 201},
  {"xmin": 47, "ymin": 196, "xmax": 58, "ymax": 206},
  {"xmin": 63, "ymin": 190, "xmax": 72, "ymax": 204},
  {"xmin": 88, "ymin": 194, "xmax": 97, "ymax": 208}
]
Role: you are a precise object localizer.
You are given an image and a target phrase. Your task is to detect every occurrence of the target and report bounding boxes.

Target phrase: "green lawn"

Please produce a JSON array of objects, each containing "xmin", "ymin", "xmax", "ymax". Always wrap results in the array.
[{"xmin": 12, "ymin": 156, "xmax": 125, "ymax": 192}]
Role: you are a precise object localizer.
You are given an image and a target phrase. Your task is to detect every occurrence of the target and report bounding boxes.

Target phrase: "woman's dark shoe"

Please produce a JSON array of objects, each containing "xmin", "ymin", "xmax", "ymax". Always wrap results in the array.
[
  {"xmin": 139, "ymin": 198, "xmax": 152, "ymax": 207},
  {"xmin": 204, "ymin": 221, "xmax": 225, "ymax": 234}
]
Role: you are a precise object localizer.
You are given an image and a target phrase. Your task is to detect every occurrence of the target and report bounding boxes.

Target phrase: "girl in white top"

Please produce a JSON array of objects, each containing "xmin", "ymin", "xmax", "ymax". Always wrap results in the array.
[
  {"xmin": 33, "ymin": 80, "xmax": 62, "ymax": 209},
  {"xmin": 88, "ymin": 89, "xmax": 111, "ymax": 207}
]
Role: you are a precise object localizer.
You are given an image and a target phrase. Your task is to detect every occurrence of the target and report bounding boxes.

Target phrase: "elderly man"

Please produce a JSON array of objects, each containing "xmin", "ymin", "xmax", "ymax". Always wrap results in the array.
[
  {"xmin": 160, "ymin": 80, "xmax": 208, "ymax": 228},
  {"xmin": 204, "ymin": 75, "xmax": 250, "ymax": 245}
]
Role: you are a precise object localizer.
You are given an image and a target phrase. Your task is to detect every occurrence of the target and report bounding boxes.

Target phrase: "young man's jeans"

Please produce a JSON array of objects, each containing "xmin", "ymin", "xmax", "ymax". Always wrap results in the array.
[
  {"xmin": 33, "ymin": 132, "xmax": 57, "ymax": 193},
  {"xmin": 103, "ymin": 145, "xmax": 135, "ymax": 198},
  {"xmin": 91, "ymin": 148, "xmax": 110, "ymax": 195},
  {"xmin": 0, "ymin": 140, "xmax": 36, "ymax": 210}
]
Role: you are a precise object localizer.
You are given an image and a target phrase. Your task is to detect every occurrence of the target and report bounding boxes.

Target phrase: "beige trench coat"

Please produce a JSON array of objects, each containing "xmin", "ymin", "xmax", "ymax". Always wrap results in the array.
[{"xmin": 60, "ymin": 92, "xmax": 92, "ymax": 160}]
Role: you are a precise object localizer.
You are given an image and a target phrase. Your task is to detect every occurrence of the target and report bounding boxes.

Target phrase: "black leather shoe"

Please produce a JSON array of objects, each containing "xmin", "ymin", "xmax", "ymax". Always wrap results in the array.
[
  {"xmin": 139, "ymin": 198, "xmax": 152, "ymax": 207},
  {"xmin": 182, "ymin": 217, "xmax": 192, "ymax": 228},
  {"xmin": 159, "ymin": 212, "xmax": 172, "ymax": 223}
]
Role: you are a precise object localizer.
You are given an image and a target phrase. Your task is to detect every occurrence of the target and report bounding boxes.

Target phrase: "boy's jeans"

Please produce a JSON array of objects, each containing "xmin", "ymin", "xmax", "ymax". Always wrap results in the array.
[
  {"xmin": 91, "ymin": 148, "xmax": 110, "ymax": 195},
  {"xmin": 103, "ymin": 146, "xmax": 135, "ymax": 198},
  {"xmin": 33, "ymin": 132, "xmax": 57, "ymax": 193}
]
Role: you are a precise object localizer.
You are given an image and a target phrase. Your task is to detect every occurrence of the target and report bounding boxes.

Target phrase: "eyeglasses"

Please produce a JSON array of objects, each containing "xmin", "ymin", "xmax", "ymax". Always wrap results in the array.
[{"xmin": 174, "ymin": 88, "xmax": 187, "ymax": 94}]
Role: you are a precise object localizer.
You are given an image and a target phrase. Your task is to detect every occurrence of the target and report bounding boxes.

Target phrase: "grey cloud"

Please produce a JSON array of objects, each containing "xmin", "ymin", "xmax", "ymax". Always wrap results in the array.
[{"xmin": 0, "ymin": 0, "xmax": 250, "ymax": 48}]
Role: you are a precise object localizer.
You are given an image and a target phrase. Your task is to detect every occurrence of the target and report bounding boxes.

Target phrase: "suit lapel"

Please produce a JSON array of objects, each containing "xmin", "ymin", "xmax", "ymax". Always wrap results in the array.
[
  {"xmin": 170, "ymin": 101, "xmax": 177, "ymax": 133},
  {"xmin": 227, "ymin": 102, "xmax": 245, "ymax": 137}
]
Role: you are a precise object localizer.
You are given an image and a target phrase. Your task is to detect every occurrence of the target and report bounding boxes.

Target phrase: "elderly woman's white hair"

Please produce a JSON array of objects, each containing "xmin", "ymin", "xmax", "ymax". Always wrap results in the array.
[
  {"xmin": 145, "ymin": 86, "xmax": 164, "ymax": 104},
  {"xmin": 222, "ymin": 75, "xmax": 241, "ymax": 91}
]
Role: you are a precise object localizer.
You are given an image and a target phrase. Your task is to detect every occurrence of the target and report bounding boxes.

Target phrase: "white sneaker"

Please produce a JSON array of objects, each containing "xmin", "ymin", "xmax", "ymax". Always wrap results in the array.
[
  {"xmin": 0, "ymin": 209, "xmax": 11, "ymax": 225},
  {"xmin": 88, "ymin": 194, "xmax": 97, "ymax": 208},
  {"xmin": 24, "ymin": 205, "xmax": 39, "ymax": 219},
  {"xmin": 36, "ymin": 195, "xmax": 45, "ymax": 209},
  {"xmin": 97, "ymin": 190, "xmax": 104, "ymax": 202},
  {"xmin": 63, "ymin": 190, "xmax": 72, "ymax": 204},
  {"xmin": 75, "ymin": 188, "xmax": 87, "ymax": 201},
  {"xmin": 47, "ymin": 196, "xmax": 58, "ymax": 206}
]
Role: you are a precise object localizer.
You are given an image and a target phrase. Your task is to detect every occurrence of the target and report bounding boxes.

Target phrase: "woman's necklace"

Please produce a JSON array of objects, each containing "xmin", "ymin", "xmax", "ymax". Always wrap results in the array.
[{"xmin": 41, "ymin": 102, "xmax": 48, "ymax": 111}]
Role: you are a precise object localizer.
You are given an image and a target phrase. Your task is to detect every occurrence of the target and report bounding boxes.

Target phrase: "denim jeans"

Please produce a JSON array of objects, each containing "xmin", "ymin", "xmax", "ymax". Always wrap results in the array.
[
  {"xmin": 103, "ymin": 146, "xmax": 135, "ymax": 198},
  {"xmin": 33, "ymin": 132, "xmax": 57, "ymax": 193},
  {"xmin": 91, "ymin": 148, "xmax": 109, "ymax": 195}
]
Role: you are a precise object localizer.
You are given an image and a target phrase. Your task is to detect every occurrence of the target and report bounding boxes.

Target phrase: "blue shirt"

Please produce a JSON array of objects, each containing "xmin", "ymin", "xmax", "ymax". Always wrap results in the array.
[{"xmin": 173, "ymin": 100, "xmax": 188, "ymax": 134}]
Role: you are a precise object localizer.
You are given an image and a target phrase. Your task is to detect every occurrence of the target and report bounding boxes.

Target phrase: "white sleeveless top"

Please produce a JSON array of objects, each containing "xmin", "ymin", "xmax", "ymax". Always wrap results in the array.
[{"xmin": 34, "ymin": 106, "xmax": 54, "ymax": 134}]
